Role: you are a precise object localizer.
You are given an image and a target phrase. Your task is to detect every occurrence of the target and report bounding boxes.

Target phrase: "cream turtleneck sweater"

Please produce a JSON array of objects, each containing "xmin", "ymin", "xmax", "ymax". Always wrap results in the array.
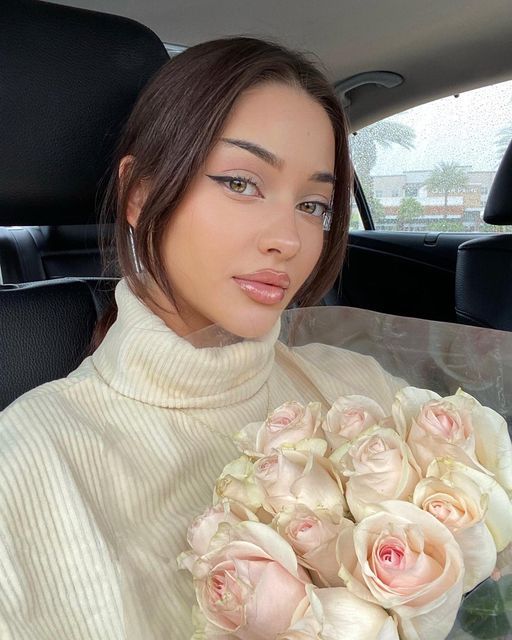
[{"xmin": 0, "ymin": 279, "xmax": 403, "ymax": 639}]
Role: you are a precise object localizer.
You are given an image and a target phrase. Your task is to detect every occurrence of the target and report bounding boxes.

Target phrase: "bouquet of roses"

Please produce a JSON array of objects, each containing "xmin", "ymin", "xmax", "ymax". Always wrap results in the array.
[{"xmin": 178, "ymin": 387, "xmax": 512, "ymax": 640}]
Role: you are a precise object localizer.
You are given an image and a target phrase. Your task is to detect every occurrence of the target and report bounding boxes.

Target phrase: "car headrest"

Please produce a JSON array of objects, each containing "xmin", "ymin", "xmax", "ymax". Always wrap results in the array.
[
  {"xmin": 483, "ymin": 138, "xmax": 512, "ymax": 225},
  {"xmin": 0, "ymin": 0, "xmax": 169, "ymax": 226}
]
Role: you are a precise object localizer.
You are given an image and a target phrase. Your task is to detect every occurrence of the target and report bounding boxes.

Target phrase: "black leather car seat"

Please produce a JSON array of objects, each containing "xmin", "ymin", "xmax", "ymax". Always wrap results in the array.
[
  {"xmin": 0, "ymin": 224, "xmax": 116, "ymax": 283},
  {"xmin": 455, "ymin": 139, "xmax": 512, "ymax": 331},
  {"xmin": 0, "ymin": 0, "xmax": 169, "ymax": 410}
]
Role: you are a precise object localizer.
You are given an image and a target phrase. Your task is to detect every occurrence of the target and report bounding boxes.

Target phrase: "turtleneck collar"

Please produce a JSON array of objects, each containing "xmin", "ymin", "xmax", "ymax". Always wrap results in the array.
[{"xmin": 91, "ymin": 279, "xmax": 280, "ymax": 409}]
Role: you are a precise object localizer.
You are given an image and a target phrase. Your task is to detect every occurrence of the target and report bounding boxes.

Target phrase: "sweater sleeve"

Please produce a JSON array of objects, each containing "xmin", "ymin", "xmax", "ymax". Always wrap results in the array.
[{"xmin": 0, "ymin": 407, "xmax": 125, "ymax": 640}]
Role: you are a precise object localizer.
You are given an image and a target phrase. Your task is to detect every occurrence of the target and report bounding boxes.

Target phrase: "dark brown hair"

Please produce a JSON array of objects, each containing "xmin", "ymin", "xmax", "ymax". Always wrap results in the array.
[{"xmin": 91, "ymin": 36, "xmax": 352, "ymax": 350}]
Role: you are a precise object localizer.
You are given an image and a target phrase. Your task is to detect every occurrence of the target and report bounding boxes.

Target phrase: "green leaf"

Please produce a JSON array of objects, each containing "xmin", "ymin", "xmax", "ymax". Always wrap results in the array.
[{"xmin": 456, "ymin": 575, "xmax": 512, "ymax": 639}]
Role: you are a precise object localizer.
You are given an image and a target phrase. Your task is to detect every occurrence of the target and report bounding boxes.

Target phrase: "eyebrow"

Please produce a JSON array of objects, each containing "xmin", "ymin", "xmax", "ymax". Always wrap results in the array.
[
  {"xmin": 310, "ymin": 171, "xmax": 336, "ymax": 185},
  {"xmin": 220, "ymin": 137, "xmax": 335, "ymax": 185},
  {"xmin": 221, "ymin": 137, "xmax": 282, "ymax": 168}
]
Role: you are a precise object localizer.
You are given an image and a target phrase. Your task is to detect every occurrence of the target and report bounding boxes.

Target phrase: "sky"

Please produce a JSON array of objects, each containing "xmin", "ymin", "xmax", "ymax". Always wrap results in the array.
[{"xmin": 370, "ymin": 79, "xmax": 512, "ymax": 177}]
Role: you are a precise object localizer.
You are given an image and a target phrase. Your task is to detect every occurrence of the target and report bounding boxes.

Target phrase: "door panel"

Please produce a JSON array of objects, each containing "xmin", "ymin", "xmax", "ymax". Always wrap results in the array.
[{"xmin": 340, "ymin": 231, "xmax": 480, "ymax": 323}]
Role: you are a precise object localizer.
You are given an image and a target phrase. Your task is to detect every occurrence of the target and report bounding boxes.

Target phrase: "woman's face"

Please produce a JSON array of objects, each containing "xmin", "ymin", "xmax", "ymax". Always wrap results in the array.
[{"xmin": 130, "ymin": 82, "xmax": 336, "ymax": 339}]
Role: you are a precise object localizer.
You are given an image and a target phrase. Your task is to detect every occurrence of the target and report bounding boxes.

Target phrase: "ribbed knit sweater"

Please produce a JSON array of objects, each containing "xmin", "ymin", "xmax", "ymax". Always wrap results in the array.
[{"xmin": 0, "ymin": 279, "xmax": 403, "ymax": 639}]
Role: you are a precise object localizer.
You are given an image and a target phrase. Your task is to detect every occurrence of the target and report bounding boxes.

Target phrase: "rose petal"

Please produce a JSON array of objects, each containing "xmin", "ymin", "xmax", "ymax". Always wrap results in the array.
[
  {"xmin": 324, "ymin": 395, "xmax": 387, "ymax": 450},
  {"xmin": 455, "ymin": 389, "xmax": 512, "ymax": 494},
  {"xmin": 332, "ymin": 427, "xmax": 420, "ymax": 523},
  {"xmin": 215, "ymin": 456, "xmax": 265, "ymax": 512},
  {"xmin": 392, "ymin": 387, "xmax": 441, "ymax": 439},
  {"xmin": 256, "ymin": 450, "xmax": 346, "ymax": 516},
  {"xmin": 190, "ymin": 522, "xmax": 311, "ymax": 639},
  {"xmin": 243, "ymin": 561, "xmax": 310, "ymax": 639},
  {"xmin": 307, "ymin": 586, "xmax": 398, "ymax": 640},
  {"xmin": 338, "ymin": 501, "xmax": 464, "ymax": 640},
  {"xmin": 428, "ymin": 458, "xmax": 512, "ymax": 552},
  {"xmin": 454, "ymin": 522, "xmax": 496, "ymax": 591}
]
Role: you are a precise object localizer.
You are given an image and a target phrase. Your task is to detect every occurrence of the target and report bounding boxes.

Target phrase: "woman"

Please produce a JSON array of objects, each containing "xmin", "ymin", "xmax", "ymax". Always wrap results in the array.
[{"xmin": 0, "ymin": 38, "xmax": 403, "ymax": 638}]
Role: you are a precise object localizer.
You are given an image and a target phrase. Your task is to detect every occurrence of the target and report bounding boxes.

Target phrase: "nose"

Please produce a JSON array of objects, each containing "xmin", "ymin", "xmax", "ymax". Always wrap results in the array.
[{"xmin": 257, "ymin": 204, "xmax": 301, "ymax": 259}]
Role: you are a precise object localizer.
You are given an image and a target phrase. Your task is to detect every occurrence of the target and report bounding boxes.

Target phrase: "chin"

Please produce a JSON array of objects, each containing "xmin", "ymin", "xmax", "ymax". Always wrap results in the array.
[{"xmin": 218, "ymin": 307, "xmax": 282, "ymax": 340}]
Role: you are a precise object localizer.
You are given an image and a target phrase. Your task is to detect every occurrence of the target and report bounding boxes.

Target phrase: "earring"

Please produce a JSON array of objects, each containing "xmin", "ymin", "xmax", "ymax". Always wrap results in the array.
[
  {"xmin": 128, "ymin": 225, "xmax": 143, "ymax": 273},
  {"xmin": 323, "ymin": 194, "xmax": 334, "ymax": 232},
  {"xmin": 323, "ymin": 209, "xmax": 333, "ymax": 232}
]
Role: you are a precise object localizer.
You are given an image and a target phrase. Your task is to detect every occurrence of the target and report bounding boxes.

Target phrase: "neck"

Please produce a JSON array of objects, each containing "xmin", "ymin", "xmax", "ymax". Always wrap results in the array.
[{"xmin": 141, "ymin": 278, "xmax": 213, "ymax": 337}]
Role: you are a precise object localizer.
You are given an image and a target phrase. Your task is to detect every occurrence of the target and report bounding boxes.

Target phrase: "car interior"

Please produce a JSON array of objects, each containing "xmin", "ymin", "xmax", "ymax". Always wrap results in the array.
[{"xmin": 1, "ymin": 0, "xmax": 511, "ymax": 411}]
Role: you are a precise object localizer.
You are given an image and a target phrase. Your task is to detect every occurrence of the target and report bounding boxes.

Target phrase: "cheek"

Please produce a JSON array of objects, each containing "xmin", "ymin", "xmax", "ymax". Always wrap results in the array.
[
  {"xmin": 299, "ymin": 227, "xmax": 325, "ymax": 275},
  {"xmin": 162, "ymin": 199, "xmax": 233, "ymax": 276}
]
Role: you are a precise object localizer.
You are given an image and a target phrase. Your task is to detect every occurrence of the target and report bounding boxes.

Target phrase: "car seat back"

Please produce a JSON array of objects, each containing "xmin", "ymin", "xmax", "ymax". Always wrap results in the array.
[
  {"xmin": 455, "ymin": 139, "xmax": 512, "ymax": 331},
  {"xmin": 0, "ymin": 0, "xmax": 169, "ymax": 408},
  {"xmin": 0, "ymin": 278, "xmax": 116, "ymax": 410}
]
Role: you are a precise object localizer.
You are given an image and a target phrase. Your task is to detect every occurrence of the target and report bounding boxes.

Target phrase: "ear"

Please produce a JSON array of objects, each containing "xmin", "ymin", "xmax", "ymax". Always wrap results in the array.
[{"xmin": 119, "ymin": 155, "xmax": 148, "ymax": 228}]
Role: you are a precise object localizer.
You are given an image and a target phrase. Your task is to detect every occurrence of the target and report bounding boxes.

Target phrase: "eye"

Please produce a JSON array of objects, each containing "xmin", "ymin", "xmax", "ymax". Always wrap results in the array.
[
  {"xmin": 207, "ymin": 174, "xmax": 261, "ymax": 197},
  {"xmin": 228, "ymin": 177, "xmax": 254, "ymax": 194},
  {"xmin": 297, "ymin": 201, "xmax": 329, "ymax": 218}
]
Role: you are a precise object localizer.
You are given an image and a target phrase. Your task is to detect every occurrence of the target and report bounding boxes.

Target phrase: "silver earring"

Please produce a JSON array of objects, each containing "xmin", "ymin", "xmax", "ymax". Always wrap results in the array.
[
  {"xmin": 323, "ymin": 193, "xmax": 334, "ymax": 232},
  {"xmin": 323, "ymin": 209, "xmax": 333, "ymax": 232},
  {"xmin": 128, "ymin": 225, "xmax": 143, "ymax": 273}
]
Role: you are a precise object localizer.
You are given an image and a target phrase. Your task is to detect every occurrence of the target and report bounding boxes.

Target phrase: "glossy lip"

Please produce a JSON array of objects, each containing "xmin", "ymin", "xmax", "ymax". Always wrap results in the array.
[
  {"xmin": 232, "ymin": 277, "xmax": 287, "ymax": 305},
  {"xmin": 232, "ymin": 269, "xmax": 290, "ymax": 289},
  {"xmin": 232, "ymin": 270, "xmax": 290, "ymax": 305}
]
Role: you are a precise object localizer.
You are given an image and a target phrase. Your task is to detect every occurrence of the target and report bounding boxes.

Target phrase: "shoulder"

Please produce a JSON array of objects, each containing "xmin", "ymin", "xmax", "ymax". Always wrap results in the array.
[
  {"xmin": 0, "ymin": 392, "xmax": 75, "ymax": 528},
  {"xmin": 2, "ymin": 355, "xmax": 102, "ymax": 420},
  {"xmin": 0, "ymin": 357, "xmax": 105, "ymax": 467},
  {"xmin": 0, "ymin": 362, "xmax": 109, "ymax": 529}
]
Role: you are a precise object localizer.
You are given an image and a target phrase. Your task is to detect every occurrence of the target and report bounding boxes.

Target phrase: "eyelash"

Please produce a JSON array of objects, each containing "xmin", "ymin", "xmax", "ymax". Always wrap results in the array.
[
  {"xmin": 207, "ymin": 173, "xmax": 332, "ymax": 221},
  {"xmin": 298, "ymin": 201, "xmax": 333, "ymax": 218},
  {"xmin": 207, "ymin": 174, "xmax": 261, "ymax": 195}
]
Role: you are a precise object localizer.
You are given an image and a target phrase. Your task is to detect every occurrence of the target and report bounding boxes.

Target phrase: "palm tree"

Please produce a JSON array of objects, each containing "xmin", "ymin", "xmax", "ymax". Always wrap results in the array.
[
  {"xmin": 425, "ymin": 162, "xmax": 468, "ymax": 207},
  {"xmin": 350, "ymin": 121, "xmax": 415, "ymax": 198},
  {"xmin": 351, "ymin": 121, "xmax": 415, "ymax": 174}
]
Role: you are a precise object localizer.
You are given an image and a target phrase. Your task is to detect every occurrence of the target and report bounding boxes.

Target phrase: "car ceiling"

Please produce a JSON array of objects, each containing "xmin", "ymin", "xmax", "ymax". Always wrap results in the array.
[{"xmin": 50, "ymin": 0, "xmax": 512, "ymax": 130}]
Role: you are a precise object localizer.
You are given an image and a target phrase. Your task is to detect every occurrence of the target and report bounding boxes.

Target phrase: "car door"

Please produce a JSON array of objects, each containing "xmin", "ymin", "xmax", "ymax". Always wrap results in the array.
[{"xmin": 340, "ymin": 79, "xmax": 512, "ymax": 325}]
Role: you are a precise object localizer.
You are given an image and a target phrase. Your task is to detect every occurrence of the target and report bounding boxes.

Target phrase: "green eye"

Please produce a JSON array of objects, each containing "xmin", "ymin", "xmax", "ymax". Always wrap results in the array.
[
  {"xmin": 229, "ymin": 178, "xmax": 247, "ymax": 193},
  {"xmin": 298, "ymin": 201, "xmax": 327, "ymax": 217},
  {"xmin": 206, "ymin": 174, "xmax": 260, "ymax": 196}
]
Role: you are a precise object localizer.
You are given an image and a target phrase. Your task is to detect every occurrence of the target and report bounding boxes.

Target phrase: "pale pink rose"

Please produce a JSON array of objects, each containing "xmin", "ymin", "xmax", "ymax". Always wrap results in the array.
[
  {"xmin": 235, "ymin": 401, "xmax": 323, "ymax": 457},
  {"xmin": 413, "ymin": 474, "xmax": 496, "ymax": 591},
  {"xmin": 214, "ymin": 455, "xmax": 265, "ymax": 513},
  {"xmin": 276, "ymin": 613, "xmax": 319, "ymax": 640},
  {"xmin": 413, "ymin": 475, "xmax": 485, "ymax": 531},
  {"xmin": 274, "ymin": 506, "xmax": 347, "ymax": 587},
  {"xmin": 461, "ymin": 389, "xmax": 512, "ymax": 494},
  {"xmin": 393, "ymin": 388, "xmax": 512, "ymax": 494},
  {"xmin": 182, "ymin": 521, "xmax": 310, "ymax": 639},
  {"xmin": 427, "ymin": 457, "xmax": 512, "ymax": 552},
  {"xmin": 393, "ymin": 386, "xmax": 482, "ymax": 475},
  {"xmin": 330, "ymin": 427, "xmax": 420, "ymax": 522},
  {"xmin": 323, "ymin": 395, "xmax": 386, "ymax": 451},
  {"xmin": 337, "ymin": 501, "xmax": 464, "ymax": 640},
  {"xmin": 253, "ymin": 449, "xmax": 346, "ymax": 517},
  {"xmin": 278, "ymin": 585, "xmax": 399, "ymax": 640},
  {"xmin": 186, "ymin": 499, "xmax": 258, "ymax": 557},
  {"xmin": 392, "ymin": 386, "xmax": 442, "ymax": 440}
]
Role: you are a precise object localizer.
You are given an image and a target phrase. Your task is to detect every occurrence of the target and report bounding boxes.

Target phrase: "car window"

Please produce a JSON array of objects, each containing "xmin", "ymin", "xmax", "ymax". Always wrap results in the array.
[{"xmin": 351, "ymin": 78, "xmax": 512, "ymax": 232}]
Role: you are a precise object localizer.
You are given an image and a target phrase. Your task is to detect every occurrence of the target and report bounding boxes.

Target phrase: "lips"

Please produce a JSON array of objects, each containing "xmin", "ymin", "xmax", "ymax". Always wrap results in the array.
[
  {"xmin": 233, "ymin": 270, "xmax": 290, "ymax": 289},
  {"xmin": 232, "ymin": 270, "xmax": 290, "ymax": 305}
]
